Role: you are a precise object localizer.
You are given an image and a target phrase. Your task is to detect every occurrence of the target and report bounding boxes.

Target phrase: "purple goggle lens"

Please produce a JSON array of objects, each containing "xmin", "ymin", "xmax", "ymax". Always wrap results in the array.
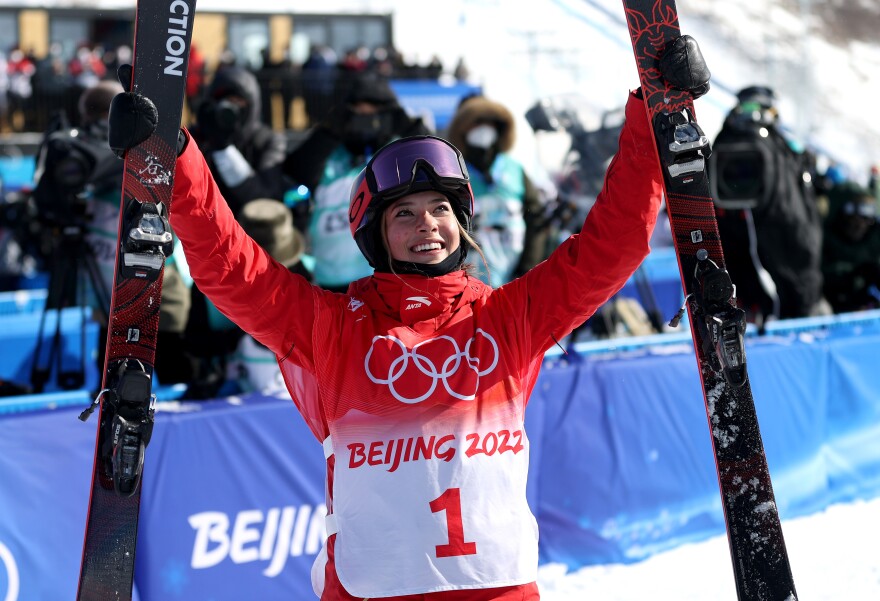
[{"xmin": 367, "ymin": 137, "xmax": 468, "ymax": 193}]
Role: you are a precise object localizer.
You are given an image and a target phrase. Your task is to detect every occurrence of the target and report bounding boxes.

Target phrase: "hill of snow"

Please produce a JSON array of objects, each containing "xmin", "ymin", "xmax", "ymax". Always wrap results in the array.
[{"xmin": 384, "ymin": 0, "xmax": 880, "ymax": 185}]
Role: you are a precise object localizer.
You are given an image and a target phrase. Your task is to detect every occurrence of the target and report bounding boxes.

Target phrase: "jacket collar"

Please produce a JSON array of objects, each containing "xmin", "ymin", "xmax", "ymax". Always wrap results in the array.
[{"xmin": 353, "ymin": 270, "xmax": 488, "ymax": 327}]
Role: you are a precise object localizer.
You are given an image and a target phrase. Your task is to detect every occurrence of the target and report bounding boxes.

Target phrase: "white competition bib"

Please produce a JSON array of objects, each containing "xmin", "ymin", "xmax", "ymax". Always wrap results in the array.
[{"xmin": 324, "ymin": 413, "xmax": 538, "ymax": 597}]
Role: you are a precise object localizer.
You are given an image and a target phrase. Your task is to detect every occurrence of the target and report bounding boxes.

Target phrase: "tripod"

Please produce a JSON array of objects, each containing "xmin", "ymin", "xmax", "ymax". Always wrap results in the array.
[{"xmin": 30, "ymin": 220, "xmax": 110, "ymax": 393}]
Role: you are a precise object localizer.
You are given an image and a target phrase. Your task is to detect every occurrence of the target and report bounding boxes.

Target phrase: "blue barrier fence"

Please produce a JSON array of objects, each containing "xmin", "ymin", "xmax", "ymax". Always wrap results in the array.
[{"xmin": 2, "ymin": 308, "xmax": 879, "ymax": 600}]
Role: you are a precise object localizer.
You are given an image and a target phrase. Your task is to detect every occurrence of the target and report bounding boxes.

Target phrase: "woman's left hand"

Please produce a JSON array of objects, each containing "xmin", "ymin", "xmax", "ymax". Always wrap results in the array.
[{"xmin": 658, "ymin": 35, "xmax": 711, "ymax": 99}]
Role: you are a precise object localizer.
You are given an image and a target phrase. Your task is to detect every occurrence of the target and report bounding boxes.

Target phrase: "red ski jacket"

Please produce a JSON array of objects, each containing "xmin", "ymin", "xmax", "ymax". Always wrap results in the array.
[{"xmin": 169, "ymin": 91, "xmax": 662, "ymax": 601}]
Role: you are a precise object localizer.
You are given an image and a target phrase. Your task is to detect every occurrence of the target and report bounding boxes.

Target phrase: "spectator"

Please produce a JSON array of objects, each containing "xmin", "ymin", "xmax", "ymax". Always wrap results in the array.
[
  {"xmin": 6, "ymin": 47, "xmax": 35, "ymax": 131},
  {"xmin": 453, "ymin": 57, "xmax": 472, "ymax": 82},
  {"xmin": 446, "ymin": 94, "xmax": 548, "ymax": 286},
  {"xmin": 339, "ymin": 46, "xmax": 369, "ymax": 74},
  {"xmin": 370, "ymin": 46, "xmax": 397, "ymax": 78},
  {"xmin": 30, "ymin": 45, "xmax": 70, "ymax": 131},
  {"xmin": 821, "ymin": 182, "xmax": 880, "ymax": 313},
  {"xmin": 189, "ymin": 66, "xmax": 289, "ymax": 214},
  {"xmin": 256, "ymin": 46, "xmax": 297, "ymax": 130},
  {"xmin": 185, "ymin": 43, "xmax": 207, "ymax": 114},
  {"xmin": 423, "ymin": 55, "xmax": 444, "ymax": 79},
  {"xmin": 869, "ymin": 164, "xmax": 880, "ymax": 209},
  {"xmin": 710, "ymin": 85, "xmax": 830, "ymax": 326},
  {"xmin": 0, "ymin": 50, "xmax": 8, "ymax": 132},
  {"xmin": 68, "ymin": 44, "xmax": 106, "ymax": 90},
  {"xmin": 272, "ymin": 72, "xmax": 431, "ymax": 291}
]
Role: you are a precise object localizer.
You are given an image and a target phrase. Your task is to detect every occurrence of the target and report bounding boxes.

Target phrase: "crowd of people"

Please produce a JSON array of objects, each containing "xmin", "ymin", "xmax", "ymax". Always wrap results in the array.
[
  {"xmin": 0, "ymin": 42, "xmax": 132, "ymax": 133},
  {"xmin": 1, "ymin": 38, "xmax": 879, "ymax": 399},
  {"xmin": 0, "ymin": 40, "xmax": 466, "ymax": 134}
]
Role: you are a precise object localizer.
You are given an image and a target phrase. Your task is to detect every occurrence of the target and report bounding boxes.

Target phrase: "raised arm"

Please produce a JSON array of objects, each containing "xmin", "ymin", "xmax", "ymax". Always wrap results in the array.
[
  {"xmin": 169, "ymin": 132, "xmax": 319, "ymax": 362},
  {"xmin": 106, "ymin": 69, "xmax": 322, "ymax": 363},
  {"xmin": 496, "ymin": 35, "xmax": 711, "ymax": 358},
  {"xmin": 498, "ymin": 90, "xmax": 663, "ymax": 357}
]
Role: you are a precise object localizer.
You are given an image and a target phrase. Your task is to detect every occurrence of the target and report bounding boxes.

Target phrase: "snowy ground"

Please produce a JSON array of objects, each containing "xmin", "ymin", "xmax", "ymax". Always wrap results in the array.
[{"xmin": 537, "ymin": 496, "xmax": 880, "ymax": 599}]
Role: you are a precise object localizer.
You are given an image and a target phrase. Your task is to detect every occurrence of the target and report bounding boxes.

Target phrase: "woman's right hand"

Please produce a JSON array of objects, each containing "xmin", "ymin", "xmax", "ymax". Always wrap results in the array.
[{"xmin": 107, "ymin": 64, "xmax": 159, "ymax": 159}]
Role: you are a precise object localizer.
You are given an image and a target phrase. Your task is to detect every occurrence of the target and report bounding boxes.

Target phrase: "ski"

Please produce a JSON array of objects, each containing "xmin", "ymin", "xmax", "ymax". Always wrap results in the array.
[
  {"xmin": 621, "ymin": 1, "xmax": 797, "ymax": 599},
  {"xmin": 76, "ymin": 1, "xmax": 196, "ymax": 599}
]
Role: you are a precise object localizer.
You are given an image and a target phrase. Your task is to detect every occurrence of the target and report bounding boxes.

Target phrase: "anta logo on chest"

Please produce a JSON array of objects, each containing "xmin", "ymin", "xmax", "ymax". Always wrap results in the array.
[
  {"xmin": 364, "ymin": 328, "xmax": 499, "ymax": 404},
  {"xmin": 404, "ymin": 296, "xmax": 432, "ymax": 310}
]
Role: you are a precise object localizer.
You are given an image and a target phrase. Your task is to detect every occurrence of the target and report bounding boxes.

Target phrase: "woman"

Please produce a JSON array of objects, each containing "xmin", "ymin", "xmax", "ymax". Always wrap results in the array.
[{"xmin": 109, "ymin": 36, "xmax": 708, "ymax": 601}]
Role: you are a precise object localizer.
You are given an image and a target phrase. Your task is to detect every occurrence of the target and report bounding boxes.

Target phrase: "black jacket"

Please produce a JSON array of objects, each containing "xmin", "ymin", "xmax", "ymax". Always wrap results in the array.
[
  {"xmin": 190, "ymin": 66, "xmax": 289, "ymax": 213},
  {"xmin": 712, "ymin": 119, "xmax": 824, "ymax": 319}
]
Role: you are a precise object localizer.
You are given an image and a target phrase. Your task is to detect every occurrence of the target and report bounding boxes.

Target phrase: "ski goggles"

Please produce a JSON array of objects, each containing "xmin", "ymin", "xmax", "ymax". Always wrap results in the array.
[{"xmin": 364, "ymin": 136, "xmax": 470, "ymax": 198}]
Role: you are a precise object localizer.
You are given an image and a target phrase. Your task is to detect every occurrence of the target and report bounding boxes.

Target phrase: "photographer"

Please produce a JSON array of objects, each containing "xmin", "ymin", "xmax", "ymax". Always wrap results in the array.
[
  {"xmin": 709, "ymin": 86, "xmax": 830, "ymax": 325},
  {"xmin": 31, "ymin": 80, "xmax": 194, "ymax": 387},
  {"xmin": 189, "ymin": 66, "xmax": 289, "ymax": 215},
  {"xmin": 247, "ymin": 72, "xmax": 431, "ymax": 292}
]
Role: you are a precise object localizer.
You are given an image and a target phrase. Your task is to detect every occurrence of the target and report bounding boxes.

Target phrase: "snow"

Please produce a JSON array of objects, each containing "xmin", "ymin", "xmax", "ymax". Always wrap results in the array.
[
  {"xmin": 537, "ymin": 496, "xmax": 880, "ymax": 600},
  {"xmin": 382, "ymin": 0, "xmax": 880, "ymax": 186}
]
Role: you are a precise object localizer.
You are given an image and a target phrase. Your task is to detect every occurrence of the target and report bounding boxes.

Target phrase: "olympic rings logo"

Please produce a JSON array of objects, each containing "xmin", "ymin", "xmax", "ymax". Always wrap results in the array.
[
  {"xmin": 0, "ymin": 541, "xmax": 19, "ymax": 601},
  {"xmin": 365, "ymin": 329, "xmax": 499, "ymax": 404}
]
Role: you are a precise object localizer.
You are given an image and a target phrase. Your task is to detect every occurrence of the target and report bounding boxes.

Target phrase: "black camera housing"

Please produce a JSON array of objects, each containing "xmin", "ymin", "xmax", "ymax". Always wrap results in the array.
[
  {"xmin": 197, "ymin": 99, "xmax": 244, "ymax": 138},
  {"xmin": 32, "ymin": 127, "xmax": 120, "ymax": 225},
  {"xmin": 709, "ymin": 140, "xmax": 775, "ymax": 210}
]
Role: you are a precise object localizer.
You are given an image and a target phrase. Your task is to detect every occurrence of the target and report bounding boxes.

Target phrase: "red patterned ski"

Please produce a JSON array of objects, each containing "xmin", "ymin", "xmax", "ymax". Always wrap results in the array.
[
  {"xmin": 622, "ymin": 1, "xmax": 798, "ymax": 599},
  {"xmin": 76, "ymin": 1, "xmax": 196, "ymax": 599}
]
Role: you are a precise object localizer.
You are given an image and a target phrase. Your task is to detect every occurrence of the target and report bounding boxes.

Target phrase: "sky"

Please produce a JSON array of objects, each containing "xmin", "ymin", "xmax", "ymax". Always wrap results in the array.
[{"xmin": 536, "ymin": 495, "xmax": 880, "ymax": 599}]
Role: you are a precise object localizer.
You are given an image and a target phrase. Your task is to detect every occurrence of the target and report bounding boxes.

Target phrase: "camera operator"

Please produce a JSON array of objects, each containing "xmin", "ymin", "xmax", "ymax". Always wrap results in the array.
[
  {"xmin": 31, "ymin": 80, "xmax": 194, "ymax": 386},
  {"xmin": 189, "ymin": 66, "xmax": 289, "ymax": 215},
  {"xmin": 709, "ymin": 86, "xmax": 830, "ymax": 326}
]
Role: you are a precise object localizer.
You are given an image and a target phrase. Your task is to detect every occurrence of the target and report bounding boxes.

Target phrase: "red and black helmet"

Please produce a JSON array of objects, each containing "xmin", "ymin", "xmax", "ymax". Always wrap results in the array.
[{"xmin": 348, "ymin": 135, "xmax": 474, "ymax": 268}]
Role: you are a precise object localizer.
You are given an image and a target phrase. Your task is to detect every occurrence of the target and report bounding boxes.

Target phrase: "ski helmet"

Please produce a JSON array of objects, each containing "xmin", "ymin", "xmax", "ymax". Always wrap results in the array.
[{"xmin": 348, "ymin": 135, "xmax": 474, "ymax": 268}]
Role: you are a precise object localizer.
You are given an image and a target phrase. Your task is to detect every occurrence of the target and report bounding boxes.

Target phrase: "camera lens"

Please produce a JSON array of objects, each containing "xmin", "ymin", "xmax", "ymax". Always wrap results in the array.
[
  {"xmin": 214, "ymin": 100, "xmax": 242, "ymax": 130},
  {"xmin": 717, "ymin": 150, "xmax": 764, "ymax": 202}
]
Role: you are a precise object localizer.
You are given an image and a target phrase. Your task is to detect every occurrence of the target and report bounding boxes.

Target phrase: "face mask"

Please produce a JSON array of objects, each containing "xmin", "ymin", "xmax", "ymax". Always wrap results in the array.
[
  {"xmin": 344, "ymin": 111, "xmax": 395, "ymax": 156},
  {"xmin": 466, "ymin": 124, "xmax": 498, "ymax": 149}
]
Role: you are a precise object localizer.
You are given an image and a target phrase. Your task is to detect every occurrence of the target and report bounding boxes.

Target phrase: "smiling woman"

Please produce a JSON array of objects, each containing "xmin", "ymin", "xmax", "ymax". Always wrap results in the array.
[
  {"xmin": 348, "ymin": 135, "xmax": 477, "ymax": 277},
  {"xmin": 107, "ymin": 31, "xmax": 712, "ymax": 596},
  {"xmin": 383, "ymin": 191, "xmax": 462, "ymax": 265}
]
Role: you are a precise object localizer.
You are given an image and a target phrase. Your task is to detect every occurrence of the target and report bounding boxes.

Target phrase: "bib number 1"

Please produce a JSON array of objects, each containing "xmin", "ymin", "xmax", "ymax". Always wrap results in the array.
[{"xmin": 429, "ymin": 488, "xmax": 478, "ymax": 558}]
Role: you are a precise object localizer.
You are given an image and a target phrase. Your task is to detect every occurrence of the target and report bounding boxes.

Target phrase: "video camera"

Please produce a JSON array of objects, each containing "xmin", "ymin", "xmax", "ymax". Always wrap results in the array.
[
  {"xmin": 708, "ymin": 138, "xmax": 775, "ymax": 210},
  {"xmin": 709, "ymin": 87, "xmax": 781, "ymax": 211},
  {"xmin": 31, "ymin": 125, "xmax": 120, "ymax": 226}
]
